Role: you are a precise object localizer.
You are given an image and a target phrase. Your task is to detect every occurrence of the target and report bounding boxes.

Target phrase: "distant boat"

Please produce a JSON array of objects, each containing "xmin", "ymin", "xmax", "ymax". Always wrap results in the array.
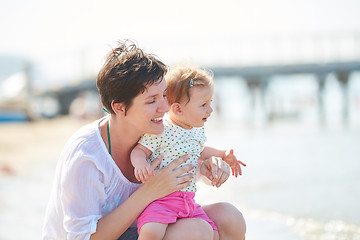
[
  {"xmin": 0, "ymin": 54, "xmax": 100, "ymax": 122},
  {"xmin": 0, "ymin": 55, "xmax": 34, "ymax": 121},
  {"xmin": 0, "ymin": 110, "xmax": 27, "ymax": 123},
  {"xmin": 0, "ymin": 55, "xmax": 64, "ymax": 121}
]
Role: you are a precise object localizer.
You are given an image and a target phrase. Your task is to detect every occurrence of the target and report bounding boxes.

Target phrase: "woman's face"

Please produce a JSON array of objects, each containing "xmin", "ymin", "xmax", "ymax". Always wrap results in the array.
[{"xmin": 125, "ymin": 77, "xmax": 169, "ymax": 135}]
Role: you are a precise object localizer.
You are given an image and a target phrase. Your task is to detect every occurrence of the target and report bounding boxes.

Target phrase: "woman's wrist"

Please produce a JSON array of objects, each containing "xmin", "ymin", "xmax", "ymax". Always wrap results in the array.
[
  {"xmin": 92, "ymin": 186, "xmax": 151, "ymax": 240},
  {"xmin": 136, "ymin": 183, "xmax": 159, "ymax": 203}
]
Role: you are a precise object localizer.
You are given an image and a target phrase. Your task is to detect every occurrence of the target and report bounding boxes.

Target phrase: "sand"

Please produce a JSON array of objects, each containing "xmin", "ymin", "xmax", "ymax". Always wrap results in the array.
[{"xmin": 0, "ymin": 117, "xmax": 93, "ymax": 176}]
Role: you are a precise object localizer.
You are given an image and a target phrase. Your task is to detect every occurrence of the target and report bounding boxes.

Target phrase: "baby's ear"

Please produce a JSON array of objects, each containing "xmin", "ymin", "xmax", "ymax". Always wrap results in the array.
[{"xmin": 170, "ymin": 103, "xmax": 182, "ymax": 115}]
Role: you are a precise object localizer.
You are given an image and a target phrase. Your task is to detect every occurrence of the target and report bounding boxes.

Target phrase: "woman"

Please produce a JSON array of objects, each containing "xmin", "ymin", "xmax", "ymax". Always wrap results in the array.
[{"xmin": 42, "ymin": 40, "xmax": 246, "ymax": 240}]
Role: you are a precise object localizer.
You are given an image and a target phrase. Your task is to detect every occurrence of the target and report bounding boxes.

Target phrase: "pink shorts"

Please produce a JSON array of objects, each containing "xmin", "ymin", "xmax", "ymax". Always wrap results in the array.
[{"xmin": 137, "ymin": 191, "xmax": 218, "ymax": 233}]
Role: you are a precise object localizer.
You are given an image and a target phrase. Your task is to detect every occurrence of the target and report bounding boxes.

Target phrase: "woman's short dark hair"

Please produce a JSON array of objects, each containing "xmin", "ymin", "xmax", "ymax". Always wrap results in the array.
[{"xmin": 97, "ymin": 40, "xmax": 167, "ymax": 115}]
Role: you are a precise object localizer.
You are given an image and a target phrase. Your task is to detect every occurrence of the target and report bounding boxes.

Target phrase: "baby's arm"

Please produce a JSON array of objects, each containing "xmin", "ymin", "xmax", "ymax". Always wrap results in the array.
[
  {"xmin": 130, "ymin": 144, "xmax": 154, "ymax": 183},
  {"xmin": 200, "ymin": 146, "xmax": 246, "ymax": 177}
]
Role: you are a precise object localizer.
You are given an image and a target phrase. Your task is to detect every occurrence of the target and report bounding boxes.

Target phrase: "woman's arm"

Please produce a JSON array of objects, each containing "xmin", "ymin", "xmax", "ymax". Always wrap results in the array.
[{"xmin": 90, "ymin": 155, "xmax": 194, "ymax": 240}]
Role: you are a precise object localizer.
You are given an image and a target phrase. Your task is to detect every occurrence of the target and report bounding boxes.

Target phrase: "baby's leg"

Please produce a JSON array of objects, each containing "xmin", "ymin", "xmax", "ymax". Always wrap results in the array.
[
  {"xmin": 163, "ymin": 218, "xmax": 214, "ymax": 240},
  {"xmin": 213, "ymin": 229, "xmax": 219, "ymax": 240},
  {"xmin": 138, "ymin": 222, "xmax": 168, "ymax": 240}
]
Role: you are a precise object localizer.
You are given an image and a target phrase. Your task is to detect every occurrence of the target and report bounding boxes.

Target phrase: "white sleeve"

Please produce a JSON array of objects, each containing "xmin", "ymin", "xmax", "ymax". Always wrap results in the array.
[{"xmin": 60, "ymin": 156, "xmax": 106, "ymax": 240}]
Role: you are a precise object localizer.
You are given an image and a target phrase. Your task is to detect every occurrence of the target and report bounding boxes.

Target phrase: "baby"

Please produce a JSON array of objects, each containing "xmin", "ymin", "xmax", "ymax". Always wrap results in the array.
[{"xmin": 130, "ymin": 65, "xmax": 245, "ymax": 240}]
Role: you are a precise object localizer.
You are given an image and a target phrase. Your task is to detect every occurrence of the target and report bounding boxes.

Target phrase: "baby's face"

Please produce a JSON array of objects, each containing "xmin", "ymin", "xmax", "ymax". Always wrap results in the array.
[{"xmin": 178, "ymin": 86, "xmax": 213, "ymax": 129}]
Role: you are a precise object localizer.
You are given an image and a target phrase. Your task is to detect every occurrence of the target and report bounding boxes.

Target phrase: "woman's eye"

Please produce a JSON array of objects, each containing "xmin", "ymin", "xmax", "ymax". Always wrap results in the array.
[{"xmin": 147, "ymin": 98, "xmax": 156, "ymax": 104}]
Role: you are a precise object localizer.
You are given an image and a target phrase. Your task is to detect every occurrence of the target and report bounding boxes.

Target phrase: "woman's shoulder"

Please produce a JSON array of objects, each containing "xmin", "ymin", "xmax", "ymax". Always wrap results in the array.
[
  {"xmin": 58, "ymin": 118, "xmax": 114, "ymax": 176},
  {"xmin": 67, "ymin": 119, "xmax": 100, "ymax": 145},
  {"xmin": 61, "ymin": 118, "xmax": 107, "ymax": 161}
]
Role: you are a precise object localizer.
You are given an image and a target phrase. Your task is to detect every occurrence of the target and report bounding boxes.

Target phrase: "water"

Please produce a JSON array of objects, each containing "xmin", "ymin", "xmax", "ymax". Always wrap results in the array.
[
  {"xmin": 195, "ymin": 75, "xmax": 360, "ymax": 240},
  {"xmin": 197, "ymin": 120, "xmax": 360, "ymax": 240},
  {"xmin": 0, "ymin": 76, "xmax": 360, "ymax": 239}
]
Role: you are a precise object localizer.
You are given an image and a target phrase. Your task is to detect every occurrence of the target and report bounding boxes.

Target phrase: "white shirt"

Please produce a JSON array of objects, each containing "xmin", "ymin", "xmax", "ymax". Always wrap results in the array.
[
  {"xmin": 138, "ymin": 115, "xmax": 206, "ymax": 192},
  {"xmin": 42, "ymin": 118, "xmax": 141, "ymax": 240}
]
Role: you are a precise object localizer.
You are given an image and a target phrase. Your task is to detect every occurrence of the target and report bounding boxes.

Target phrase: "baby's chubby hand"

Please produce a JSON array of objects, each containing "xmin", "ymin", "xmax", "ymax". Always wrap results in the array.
[
  {"xmin": 223, "ymin": 149, "xmax": 246, "ymax": 177},
  {"xmin": 134, "ymin": 161, "xmax": 154, "ymax": 183}
]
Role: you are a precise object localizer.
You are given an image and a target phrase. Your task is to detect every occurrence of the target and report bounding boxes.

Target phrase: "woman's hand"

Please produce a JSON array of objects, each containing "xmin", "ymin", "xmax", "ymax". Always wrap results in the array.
[
  {"xmin": 92, "ymin": 155, "xmax": 194, "ymax": 240},
  {"xmin": 199, "ymin": 156, "xmax": 230, "ymax": 188},
  {"xmin": 141, "ymin": 155, "xmax": 194, "ymax": 201}
]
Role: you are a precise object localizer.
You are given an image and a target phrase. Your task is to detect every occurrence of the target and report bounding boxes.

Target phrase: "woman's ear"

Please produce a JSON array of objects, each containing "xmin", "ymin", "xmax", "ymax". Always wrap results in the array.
[
  {"xmin": 170, "ymin": 103, "xmax": 182, "ymax": 115},
  {"xmin": 111, "ymin": 101, "xmax": 126, "ymax": 116}
]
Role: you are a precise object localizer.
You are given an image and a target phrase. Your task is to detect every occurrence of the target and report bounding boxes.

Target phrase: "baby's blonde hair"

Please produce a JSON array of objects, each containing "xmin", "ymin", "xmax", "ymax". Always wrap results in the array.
[{"xmin": 165, "ymin": 65, "xmax": 214, "ymax": 105}]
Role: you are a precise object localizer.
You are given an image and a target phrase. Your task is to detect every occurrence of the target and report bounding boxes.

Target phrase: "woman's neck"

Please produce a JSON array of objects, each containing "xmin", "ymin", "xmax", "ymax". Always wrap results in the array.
[
  {"xmin": 111, "ymin": 117, "xmax": 142, "ymax": 151},
  {"xmin": 100, "ymin": 116, "xmax": 142, "ymax": 183},
  {"xmin": 100, "ymin": 117, "xmax": 140, "ymax": 156}
]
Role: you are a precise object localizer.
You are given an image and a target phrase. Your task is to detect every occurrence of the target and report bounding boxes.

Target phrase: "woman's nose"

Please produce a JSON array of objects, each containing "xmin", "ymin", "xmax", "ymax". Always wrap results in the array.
[{"xmin": 158, "ymin": 97, "xmax": 169, "ymax": 113}]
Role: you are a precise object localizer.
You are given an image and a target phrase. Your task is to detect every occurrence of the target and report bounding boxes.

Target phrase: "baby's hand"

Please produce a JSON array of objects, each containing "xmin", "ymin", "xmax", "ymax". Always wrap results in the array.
[
  {"xmin": 134, "ymin": 161, "xmax": 154, "ymax": 183},
  {"xmin": 223, "ymin": 149, "xmax": 246, "ymax": 177}
]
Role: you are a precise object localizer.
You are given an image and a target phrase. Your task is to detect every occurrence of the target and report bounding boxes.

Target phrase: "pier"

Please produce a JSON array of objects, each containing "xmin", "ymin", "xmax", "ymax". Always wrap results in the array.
[
  {"xmin": 2, "ymin": 33, "xmax": 359, "ymax": 123},
  {"xmin": 32, "ymin": 60, "xmax": 360, "ymax": 124},
  {"xmin": 210, "ymin": 61, "xmax": 360, "ymax": 124}
]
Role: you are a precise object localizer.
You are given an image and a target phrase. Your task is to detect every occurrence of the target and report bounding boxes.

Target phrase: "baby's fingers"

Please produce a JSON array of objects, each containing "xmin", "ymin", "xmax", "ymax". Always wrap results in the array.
[
  {"xmin": 231, "ymin": 167, "xmax": 238, "ymax": 177},
  {"xmin": 135, "ymin": 169, "xmax": 145, "ymax": 182},
  {"xmin": 141, "ymin": 166, "xmax": 154, "ymax": 182},
  {"xmin": 238, "ymin": 160, "xmax": 247, "ymax": 167},
  {"xmin": 232, "ymin": 164, "xmax": 243, "ymax": 177},
  {"xmin": 135, "ymin": 171, "xmax": 141, "ymax": 182},
  {"xmin": 146, "ymin": 166, "xmax": 154, "ymax": 178}
]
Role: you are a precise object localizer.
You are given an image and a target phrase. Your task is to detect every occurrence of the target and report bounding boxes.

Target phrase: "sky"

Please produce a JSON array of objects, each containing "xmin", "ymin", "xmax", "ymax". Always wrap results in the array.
[{"xmin": 1, "ymin": 0, "xmax": 360, "ymax": 73}]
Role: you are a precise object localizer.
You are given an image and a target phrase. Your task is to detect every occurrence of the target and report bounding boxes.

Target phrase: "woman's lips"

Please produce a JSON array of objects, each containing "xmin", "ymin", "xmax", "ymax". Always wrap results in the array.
[{"xmin": 151, "ymin": 117, "xmax": 163, "ymax": 124}]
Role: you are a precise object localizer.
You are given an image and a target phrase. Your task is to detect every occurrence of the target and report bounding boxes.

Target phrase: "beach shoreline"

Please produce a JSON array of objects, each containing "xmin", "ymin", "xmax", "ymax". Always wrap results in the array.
[
  {"xmin": 1, "ymin": 115, "xmax": 359, "ymax": 240},
  {"xmin": 0, "ymin": 117, "xmax": 93, "ymax": 176}
]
